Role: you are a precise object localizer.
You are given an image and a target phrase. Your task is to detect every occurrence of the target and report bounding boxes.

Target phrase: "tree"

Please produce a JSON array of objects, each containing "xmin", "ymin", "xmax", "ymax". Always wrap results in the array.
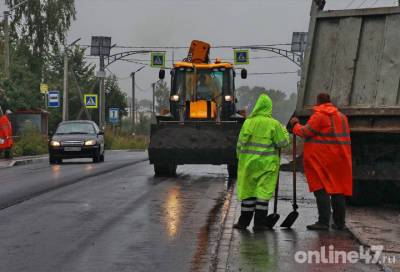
[
  {"xmin": 45, "ymin": 45, "xmax": 97, "ymax": 130},
  {"xmin": 9, "ymin": 0, "xmax": 76, "ymax": 69},
  {"xmin": 138, "ymin": 99, "xmax": 152, "ymax": 112},
  {"xmin": 236, "ymin": 86, "xmax": 297, "ymax": 124},
  {"xmin": 0, "ymin": 0, "xmax": 77, "ymax": 113},
  {"xmin": 154, "ymin": 81, "xmax": 170, "ymax": 113}
]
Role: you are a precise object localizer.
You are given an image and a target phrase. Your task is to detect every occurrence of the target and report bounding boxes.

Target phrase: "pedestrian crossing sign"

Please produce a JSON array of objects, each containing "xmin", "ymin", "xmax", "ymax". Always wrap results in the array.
[
  {"xmin": 234, "ymin": 49, "xmax": 250, "ymax": 65},
  {"xmin": 84, "ymin": 94, "xmax": 98, "ymax": 109},
  {"xmin": 151, "ymin": 52, "xmax": 165, "ymax": 68}
]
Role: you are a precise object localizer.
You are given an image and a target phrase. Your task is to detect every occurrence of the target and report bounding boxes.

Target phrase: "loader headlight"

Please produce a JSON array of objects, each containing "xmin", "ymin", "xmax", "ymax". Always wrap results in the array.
[
  {"xmin": 50, "ymin": 140, "xmax": 61, "ymax": 147},
  {"xmin": 84, "ymin": 139, "xmax": 97, "ymax": 146},
  {"xmin": 224, "ymin": 95, "xmax": 233, "ymax": 102},
  {"xmin": 170, "ymin": 95, "xmax": 179, "ymax": 102},
  {"xmin": 0, "ymin": 138, "xmax": 4, "ymax": 144}
]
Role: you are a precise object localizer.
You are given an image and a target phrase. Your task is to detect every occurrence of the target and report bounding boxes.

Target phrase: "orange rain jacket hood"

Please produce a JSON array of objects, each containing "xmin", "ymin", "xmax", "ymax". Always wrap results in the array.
[{"xmin": 293, "ymin": 103, "xmax": 353, "ymax": 196}]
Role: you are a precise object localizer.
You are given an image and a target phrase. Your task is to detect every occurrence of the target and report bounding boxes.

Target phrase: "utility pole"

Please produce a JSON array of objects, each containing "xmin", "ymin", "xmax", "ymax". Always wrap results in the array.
[
  {"xmin": 62, "ymin": 38, "xmax": 80, "ymax": 121},
  {"xmin": 131, "ymin": 73, "xmax": 135, "ymax": 126},
  {"xmin": 99, "ymin": 56, "xmax": 105, "ymax": 128},
  {"xmin": 130, "ymin": 66, "xmax": 145, "ymax": 129},
  {"xmin": 152, "ymin": 82, "xmax": 156, "ymax": 114},
  {"xmin": 3, "ymin": 10, "xmax": 10, "ymax": 79},
  {"xmin": 62, "ymin": 53, "xmax": 69, "ymax": 121}
]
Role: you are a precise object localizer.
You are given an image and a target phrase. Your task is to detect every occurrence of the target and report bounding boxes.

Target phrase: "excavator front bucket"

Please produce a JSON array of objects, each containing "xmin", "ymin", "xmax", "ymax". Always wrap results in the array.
[{"xmin": 148, "ymin": 121, "xmax": 242, "ymax": 176}]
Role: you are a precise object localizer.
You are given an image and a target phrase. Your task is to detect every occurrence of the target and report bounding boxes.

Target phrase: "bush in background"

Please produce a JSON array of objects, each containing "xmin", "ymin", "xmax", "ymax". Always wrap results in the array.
[
  {"xmin": 104, "ymin": 127, "xmax": 148, "ymax": 150},
  {"xmin": 12, "ymin": 127, "xmax": 48, "ymax": 157}
]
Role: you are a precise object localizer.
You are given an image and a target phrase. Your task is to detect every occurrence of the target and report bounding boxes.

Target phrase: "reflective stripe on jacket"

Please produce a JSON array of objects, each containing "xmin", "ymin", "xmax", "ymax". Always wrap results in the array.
[
  {"xmin": 236, "ymin": 94, "xmax": 290, "ymax": 201},
  {"xmin": 293, "ymin": 103, "xmax": 352, "ymax": 196}
]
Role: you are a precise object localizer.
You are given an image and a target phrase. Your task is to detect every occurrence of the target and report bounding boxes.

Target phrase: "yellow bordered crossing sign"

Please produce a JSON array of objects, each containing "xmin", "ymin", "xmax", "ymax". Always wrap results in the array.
[
  {"xmin": 234, "ymin": 49, "xmax": 250, "ymax": 65},
  {"xmin": 84, "ymin": 94, "xmax": 98, "ymax": 109},
  {"xmin": 151, "ymin": 52, "xmax": 165, "ymax": 68}
]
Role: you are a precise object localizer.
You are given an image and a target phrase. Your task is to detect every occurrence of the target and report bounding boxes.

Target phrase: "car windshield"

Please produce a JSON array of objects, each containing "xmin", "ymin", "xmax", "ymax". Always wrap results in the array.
[
  {"xmin": 55, "ymin": 123, "xmax": 96, "ymax": 135},
  {"xmin": 174, "ymin": 68, "xmax": 232, "ymax": 101}
]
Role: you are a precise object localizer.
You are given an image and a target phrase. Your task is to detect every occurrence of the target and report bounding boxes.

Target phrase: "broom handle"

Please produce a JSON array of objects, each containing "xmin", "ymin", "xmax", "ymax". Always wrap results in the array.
[
  {"xmin": 293, "ymin": 134, "xmax": 298, "ymax": 210},
  {"xmin": 273, "ymin": 149, "xmax": 281, "ymax": 214}
]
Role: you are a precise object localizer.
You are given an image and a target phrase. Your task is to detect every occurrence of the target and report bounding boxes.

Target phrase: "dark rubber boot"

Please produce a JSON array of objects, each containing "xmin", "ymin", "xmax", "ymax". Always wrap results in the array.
[
  {"xmin": 306, "ymin": 222, "xmax": 329, "ymax": 230},
  {"xmin": 331, "ymin": 194, "xmax": 346, "ymax": 229},
  {"xmin": 314, "ymin": 189, "xmax": 331, "ymax": 226},
  {"xmin": 253, "ymin": 200, "xmax": 269, "ymax": 231},
  {"xmin": 233, "ymin": 198, "xmax": 256, "ymax": 229}
]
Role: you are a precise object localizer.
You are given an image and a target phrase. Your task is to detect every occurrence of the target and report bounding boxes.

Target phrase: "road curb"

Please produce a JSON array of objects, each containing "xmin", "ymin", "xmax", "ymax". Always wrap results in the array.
[
  {"xmin": 346, "ymin": 220, "xmax": 397, "ymax": 272},
  {"xmin": 0, "ymin": 155, "xmax": 48, "ymax": 169},
  {"xmin": 12, "ymin": 156, "xmax": 49, "ymax": 167},
  {"xmin": 211, "ymin": 185, "xmax": 237, "ymax": 272}
]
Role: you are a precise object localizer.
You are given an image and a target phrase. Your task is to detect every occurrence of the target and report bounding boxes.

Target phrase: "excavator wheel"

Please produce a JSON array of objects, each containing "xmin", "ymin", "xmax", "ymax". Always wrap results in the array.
[{"xmin": 154, "ymin": 163, "xmax": 177, "ymax": 177}]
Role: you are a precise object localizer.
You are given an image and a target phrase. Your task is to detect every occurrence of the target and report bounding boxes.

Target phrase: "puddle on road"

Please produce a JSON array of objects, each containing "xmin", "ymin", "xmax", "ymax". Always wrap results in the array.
[{"xmin": 164, "ymin": 185, "xmax": 182, "ymax": 239}]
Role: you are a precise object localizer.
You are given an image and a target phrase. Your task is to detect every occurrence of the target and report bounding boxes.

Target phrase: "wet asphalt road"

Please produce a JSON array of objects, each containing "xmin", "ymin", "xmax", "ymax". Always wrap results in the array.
[
  {"xmin": 0, "ymin": 151, "xmax": 231, "ymax": 272},
  {"xmin": 223, "ymin": 171, "xmax": 385, "ymax": 272},
  {"xmin": 0, "ymin": 151, "xmax": 386, "ymax": 272}
]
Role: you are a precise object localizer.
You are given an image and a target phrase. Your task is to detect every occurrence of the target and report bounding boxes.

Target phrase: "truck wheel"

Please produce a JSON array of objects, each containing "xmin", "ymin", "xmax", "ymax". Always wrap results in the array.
[
  {"xmin": 4, "ymin": 149, "xmax": 12, "ymax": 159},
  {"xmin": 154, "ymin": 163, "xmax": 177, "ymax": 177},
  {"xmin": 228, "ymin": 164, "xmax": 237, "ymax": 178},
  {"xmin": 348, "ymin": 179, "xmax": 384, "ymax": 206}
]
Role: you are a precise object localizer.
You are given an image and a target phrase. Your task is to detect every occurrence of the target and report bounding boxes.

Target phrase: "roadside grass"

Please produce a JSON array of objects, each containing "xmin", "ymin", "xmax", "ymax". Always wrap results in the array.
[
  {"xmin": 104, "ymin": 128, "xmax": 149, "ymax": 150},
  {"xmin": 12, "ymin": 127, "xmax": 48, "ymax": 157}
]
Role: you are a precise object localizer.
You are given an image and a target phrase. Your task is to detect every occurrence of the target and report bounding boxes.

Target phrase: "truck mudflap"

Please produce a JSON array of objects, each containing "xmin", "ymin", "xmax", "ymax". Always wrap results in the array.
[{"xmin": 148, "ymin": 121, "xmax": 242, "ymax": 166}]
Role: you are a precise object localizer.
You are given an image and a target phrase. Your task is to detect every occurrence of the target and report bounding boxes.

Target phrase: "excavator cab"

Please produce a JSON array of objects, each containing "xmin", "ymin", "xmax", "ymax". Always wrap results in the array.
[
  {"xmin": 169, "ymin": 64, "xmax": 236, "ymax": 121},
  {"xmin": 148, "ymin": 41, "xmax": 246, "ymax": 177}
]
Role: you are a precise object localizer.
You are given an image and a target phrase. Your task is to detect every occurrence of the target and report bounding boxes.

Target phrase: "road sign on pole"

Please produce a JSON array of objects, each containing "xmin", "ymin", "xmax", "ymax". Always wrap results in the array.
[
  {"xmin": 151, "ymin": 52, "xmax": 165, "ymax": 68},
  {"xmin": 40, "ymin": 83, "xmax": 49, "ymax": 94},
  {"xmin": 234, "ymin": 49, "xmax": 250, "ymax": 65},
  {"xmin": 84, "ymin": 94, "xmax": 98, "ymax": 109},
  {"xmin": 109, "ymin": 108, "xmax": 119, "ymax": 124},
  {"xmin": 48, "ymin": 90, "xmax": 60, "ymax": 108},
  {"xmin": 291, "ymin": 32, "xmax": 308, "ymax": 53}
]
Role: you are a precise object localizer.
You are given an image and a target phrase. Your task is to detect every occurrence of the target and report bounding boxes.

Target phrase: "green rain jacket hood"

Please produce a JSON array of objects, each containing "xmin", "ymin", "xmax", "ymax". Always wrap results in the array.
[
  {"xmin": 236, "ymin": 94, "xmax": 289, "ymax": 201},
  {"xmin": 248, "ymin": 94, "xmax": 273, "ymax": 118}
]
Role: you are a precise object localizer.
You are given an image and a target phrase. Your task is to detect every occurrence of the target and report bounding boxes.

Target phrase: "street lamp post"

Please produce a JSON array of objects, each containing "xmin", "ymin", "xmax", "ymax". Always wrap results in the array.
[{"xmin": 130, "ymin": 66, "xmax": 145, "ymax": 129}]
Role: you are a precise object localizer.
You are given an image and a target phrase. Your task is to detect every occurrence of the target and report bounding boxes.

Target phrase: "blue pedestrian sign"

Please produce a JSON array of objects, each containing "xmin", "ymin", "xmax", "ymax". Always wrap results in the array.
[
  {"xmin": 234, "ymin": 49, "xmax": 250, "ymax": 65},
  {"xmin": 84, "ymin": 94, "xmax": 98, "ymax": 109},
  {"xmin": 151, "ymin": 52, "xmax": 165, "ymax": 68},
  {"xmin": 48, "ymin": 90, "xmax": 60, "ymax": 108},
  {"xmin": 109, "ymin": 108, "xmax": 119, "ymax": 124}
]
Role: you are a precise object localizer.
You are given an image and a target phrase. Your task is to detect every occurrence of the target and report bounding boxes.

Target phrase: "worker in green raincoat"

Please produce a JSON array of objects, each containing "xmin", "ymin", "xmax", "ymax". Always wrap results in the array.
[{"xmin": 233, "ymin": 94, "xmax": 289, "ymax": 231}]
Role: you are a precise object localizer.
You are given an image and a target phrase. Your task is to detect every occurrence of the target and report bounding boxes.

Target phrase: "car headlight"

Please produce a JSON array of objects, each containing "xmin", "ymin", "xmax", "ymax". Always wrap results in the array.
[
  {"xmin": 0, "ymin": 138, "xmax": 4, "ymax": 144},
  {"xmin": 170, "ymin": 95, "xmax": 179, "ymax": 102},
  {"xmin": 50, "ymin": 140, "xmax": 61, "ymax": 147},
  {"xmin": 84, "ymin": 139, "xmax": 97, "ymax": 146},
  {"xmin": 224, "ymin": 95, "xmax": 233, "ymax": 102}
]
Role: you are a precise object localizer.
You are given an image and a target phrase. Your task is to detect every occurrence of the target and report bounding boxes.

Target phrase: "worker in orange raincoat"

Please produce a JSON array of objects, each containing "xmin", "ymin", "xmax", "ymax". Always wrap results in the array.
[
  {"xmin": 0, "ymin": 107, "xmax": 13, "ymax": 159},
  {"xmin": 290, "ymin": 93, "xmax": 352, "ymax": 231}
]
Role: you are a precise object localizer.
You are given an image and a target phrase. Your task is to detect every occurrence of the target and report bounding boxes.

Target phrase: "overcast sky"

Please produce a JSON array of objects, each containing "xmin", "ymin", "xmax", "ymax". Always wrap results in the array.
[{"xmin": 3, "ymin": 0, "xmax": 398, "ymax": 101}]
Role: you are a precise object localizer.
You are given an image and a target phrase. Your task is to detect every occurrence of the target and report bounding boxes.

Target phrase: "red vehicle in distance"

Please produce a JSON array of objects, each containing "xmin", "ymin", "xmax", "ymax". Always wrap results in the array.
[{"xmin": 0, "ymin": 106, "xmax": 13, "ymax": 158}]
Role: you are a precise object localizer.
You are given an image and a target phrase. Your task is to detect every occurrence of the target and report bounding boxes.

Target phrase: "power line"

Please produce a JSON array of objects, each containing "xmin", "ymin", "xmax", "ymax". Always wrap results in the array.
[
  {"xmin": 79, "ymin": 43, "xmax": 291, "ymax": 51},
  {"xmin": 370, "ymin": 0, "xmax": 379, "ymax": 6},
  {"xmin": 345, "ymin": 0, "xmax": 358, "ymax": 8},
  {"xmin": 357, "ymin": 0, "xmax": 370, "ymax": 8},
  {"xmin": 248, "ymin": 71, "xmax": 298, "ymax": 76}
]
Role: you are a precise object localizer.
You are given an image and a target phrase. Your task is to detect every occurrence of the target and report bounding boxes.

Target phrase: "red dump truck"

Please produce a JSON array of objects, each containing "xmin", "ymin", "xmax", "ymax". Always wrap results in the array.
[{"xmin": 296, "ymin": 1, "xmax": 400, "ymax": 204}]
